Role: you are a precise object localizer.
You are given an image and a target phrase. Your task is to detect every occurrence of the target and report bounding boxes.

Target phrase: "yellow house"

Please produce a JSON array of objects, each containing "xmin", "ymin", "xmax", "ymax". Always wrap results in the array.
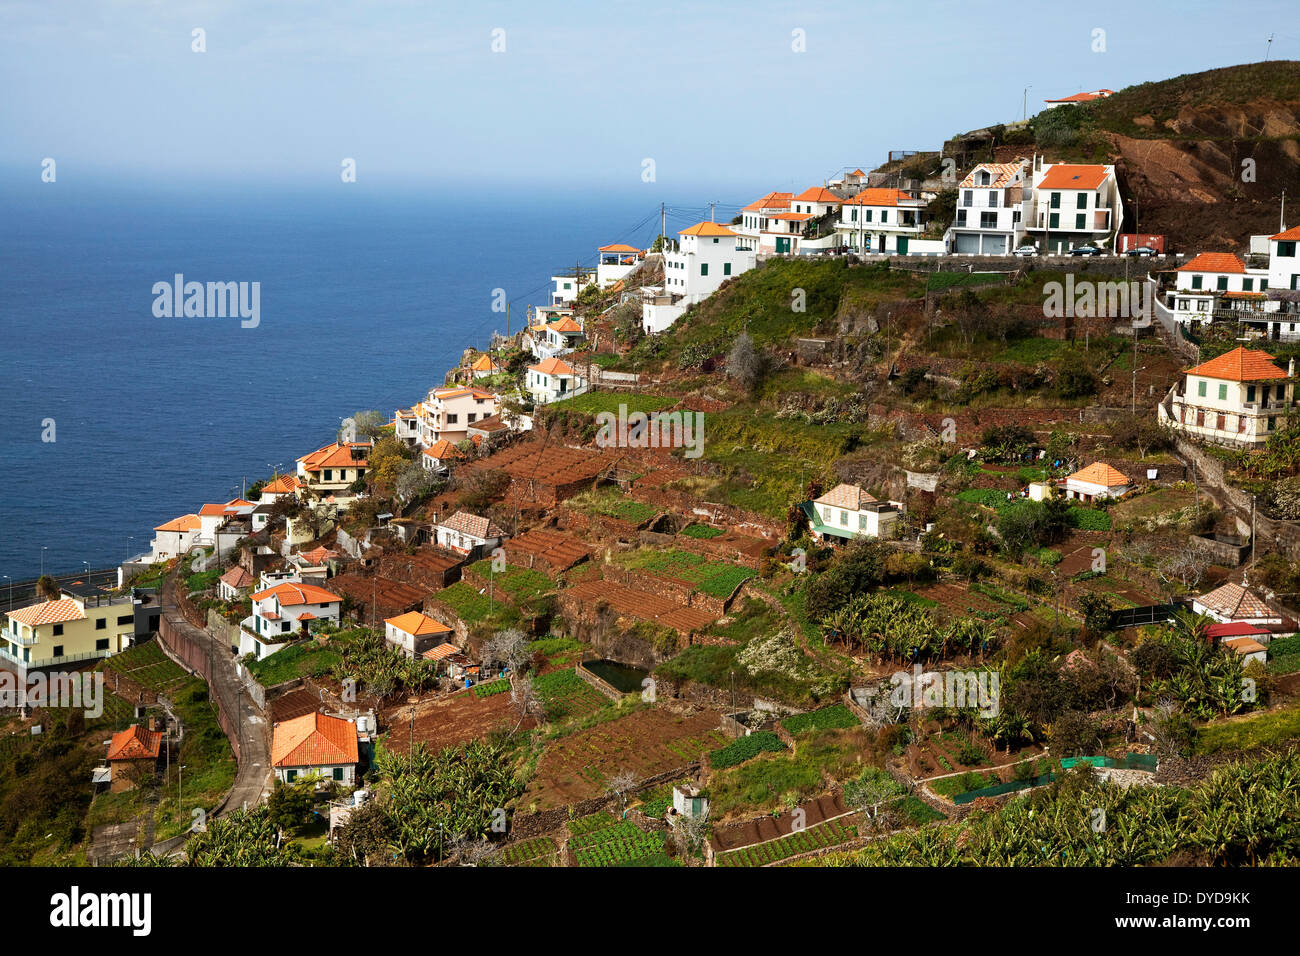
[{"xmin": 2, "ymin": 592, "xmax": 136, "ymax": 673}]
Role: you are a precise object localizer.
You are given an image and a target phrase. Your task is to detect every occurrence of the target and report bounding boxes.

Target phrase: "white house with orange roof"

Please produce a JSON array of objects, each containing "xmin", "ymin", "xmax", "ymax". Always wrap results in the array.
[
  {"xmin": 643, "ymin": 221, "xmax": 757, "ymax": 335},
  {"xmin": 1158, "ymin": 347, "xmax": 1296, "ymax": 448},
  {"xmin": 469, "ymin": 354, "xmax": 502, "ymax": 380},
  {"xmin": 1262, "ymin": 225, "xmax": 1300, "ymax": 341},
  {"xmin": 1167, "ymin": 252, "xmax": 1273, "ymax": 329},
  {"xmin": 420, "ymin": 438, "xmax": 465, "ymax": 474},
  {"xmin": 596, "ymin": 243, "xmax": 644, "ymax": 288},
  {"xmin": 527, "ymin": 356, "xmax": 587, "ymax": 404},
  {"xmin": 197, "ymin": 499, "xmax": 255, "ymax": 544},
  {"xmin": 1192, "ymin": 581, "xmax": 1283, "ymax": 631},
  {"xmin": 241, "ymin": 580, "xmax": 342, "ymax": 659},
  {"xmin": 1063, "ymin": 462, "xmax": 1131, "ymax": 503},
  {"xmin": 735, "ymin": 191, "xmax": 794, "ymax": 251},
  {"xmin": 218, "ymin": 566, "xmax": 256, "ymax": 601},
  {"xmin": 549, "ymin": 269, "xmax": 597, "ymax": 306},
  {"xmin": 416, "ymin": 386, "xmax": 499, "ymax": 448},
  {"xmin": 436, "ymin": 511, "xmax": 506, "ymax": 555},
  {"xmin": 148, "ymin": 513, "xmax": 201, "ymax": 562},
  {"xmin": 835, "ymin": 188, "xmax": 930, "ymax": 254},
  {"xmin": 1043, "ymin": 89, "xmax": 1114, "ymax": 107},
  {"xmin": 271, "ymin": 710, "xmax": 360, "ymax": 785},
  {"xmin": 384, "ymin": 610, "xmax": 454, "ymax": 659},
  {"xmin": 258, "ymin": 473, "xmax": 300, "ymax": 504},
  {"xmin": 944, "ymin": 160, "xmax": 1030, "ymax": 255},
  {"xmin": 1021, "ymin": 158, "xmax": 1122, "ymax": 252}
]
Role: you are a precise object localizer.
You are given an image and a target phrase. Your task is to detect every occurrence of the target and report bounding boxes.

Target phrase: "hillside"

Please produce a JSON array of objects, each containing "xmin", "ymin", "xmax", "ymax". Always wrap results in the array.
[{"xmin": 942, "ymin": 62, "xmax": 1300, "ymax": 250}]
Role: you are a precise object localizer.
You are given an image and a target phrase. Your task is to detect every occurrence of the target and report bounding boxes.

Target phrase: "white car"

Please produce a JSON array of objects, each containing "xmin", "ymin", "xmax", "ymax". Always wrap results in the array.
[{"xmin": 1013, "ymin": 244, "xmax": 1038, "ymax": 257}]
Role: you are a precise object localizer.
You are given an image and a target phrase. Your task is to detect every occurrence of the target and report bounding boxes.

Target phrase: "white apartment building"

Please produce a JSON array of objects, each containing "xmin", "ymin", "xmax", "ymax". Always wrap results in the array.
[
  {"xmin": 835, "ymin": 188, "xmax": 930, "ymax": 254},
  {"xmin": 416, "ymin": 386, "xmax": 499, "ymax": 448},
  {"xmin": 1020, "ymin": 158, "xmax": 1122, "ymax": 253},
  {"xmin": 944, "ymin": 160, "xmax": 1029, "ymax": 255}
]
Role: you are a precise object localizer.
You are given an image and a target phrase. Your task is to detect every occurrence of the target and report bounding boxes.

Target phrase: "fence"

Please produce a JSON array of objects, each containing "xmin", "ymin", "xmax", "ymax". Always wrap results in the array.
[
  {"xmin": 1061, "ymin": 753, "xmax": 1158, "ymax": 771},
  {"xmin": 1110, "ymin": 604, "xmax": 1176, "ymax": 630},
  {"xmin": 157, "ymin": 603, "xmax": 244, "ymax": 763},
  {"xmin": 1149, "ymin": 279, "xmax": 1200, "ymax": 363},
  {"xmin": 952, "ymin": 772, "xmax": 1055, "ymax": 805}
]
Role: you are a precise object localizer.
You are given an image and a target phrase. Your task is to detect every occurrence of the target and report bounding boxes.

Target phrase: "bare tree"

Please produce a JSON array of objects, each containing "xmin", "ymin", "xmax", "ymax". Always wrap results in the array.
[
  {"xmin": 1157, "ymin": 550, "xmax": 1210, "ymax": 597},
  {"xmin": 843, "ymin": 771, "xmax": 905, "ymax": 832},
  {"xmin": 605, "ymin": 770, "xmax": 639, "ymax": 816},
  {"xmin": 726, "ymin": 332, "xmax": 767, "ymax": 394},
  {"xmin": 671, "ymin": 807, "xmax": 711, "ymax": 857},
  {"xmin": 508, "ymin": 673, "xmax": 545, "ymax": 734},
  {"xmin": 484, "ymin": 628, "xmax": 532, "ymax": 682}
]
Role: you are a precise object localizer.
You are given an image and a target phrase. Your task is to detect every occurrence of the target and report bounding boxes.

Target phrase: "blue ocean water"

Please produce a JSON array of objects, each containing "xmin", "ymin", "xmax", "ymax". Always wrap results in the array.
[{"xmin": 0, "ymin": 180, "xmax": 714, "ymax": 579}]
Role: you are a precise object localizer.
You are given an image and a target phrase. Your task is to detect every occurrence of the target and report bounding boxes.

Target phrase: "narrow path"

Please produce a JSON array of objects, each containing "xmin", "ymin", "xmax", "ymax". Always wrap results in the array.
[{"xmin": 159, "ymin": 574, "xmax": 272, "ymax": 816}]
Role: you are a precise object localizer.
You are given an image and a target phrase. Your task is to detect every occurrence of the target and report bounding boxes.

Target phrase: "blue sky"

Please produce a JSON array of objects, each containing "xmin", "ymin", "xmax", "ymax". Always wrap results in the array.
[{"xmin": 1, "ymin": 0, "xmax": 1295, "ymax": 196}]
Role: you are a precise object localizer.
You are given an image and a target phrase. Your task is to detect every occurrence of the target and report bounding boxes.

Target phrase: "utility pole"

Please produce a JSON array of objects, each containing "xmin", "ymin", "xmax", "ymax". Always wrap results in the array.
[
  {"xmin": 1022, "ymin": 86, "xmax": 1030, "ymax": 122},
  {"xmin": 505, "ymin": 299, "xmax": 510, "ymax": 338},
  {"xmin": 660, "ymin": 202, "xmax": 666, "ymax": 250},
  {"xmin": 1265, "ymin": 33, "xmax": 1274, "ymax": 62}
]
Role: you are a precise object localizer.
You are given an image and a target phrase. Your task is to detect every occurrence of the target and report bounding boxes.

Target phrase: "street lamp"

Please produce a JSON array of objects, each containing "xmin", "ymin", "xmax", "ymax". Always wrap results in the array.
[
  {"xmin": 2, "ymin": 575, "xmax": 10, "ymax": 608},
  {"xmin": 40, "ymin": 547, "xmax": 48, "ymax": 577},
  {"xmin": 1131, "ymin": 365, "xmax": 1147, "ymax": 414}
]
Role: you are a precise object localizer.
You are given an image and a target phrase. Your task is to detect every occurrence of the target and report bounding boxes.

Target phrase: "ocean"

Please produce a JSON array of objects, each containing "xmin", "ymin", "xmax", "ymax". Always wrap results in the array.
[{"xmin": 0, "ymin": 179, "xmax": 731, "ymax": 580}]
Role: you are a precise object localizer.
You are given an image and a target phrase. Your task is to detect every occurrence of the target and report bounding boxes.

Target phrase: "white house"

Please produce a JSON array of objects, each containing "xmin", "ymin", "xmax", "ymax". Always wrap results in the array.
[
  {"xmin": 1158, "ymin": 347, "xmax": 1296, "ymax": 448},
  {"xmin": 735, "ymin": 191, "xmax": 794, "ymax": 251},
  {"xmin": 416, "ymin": 387, "xmax": 499, "ymax": 448},
  {"xmin": 802, "ymin": 483, "xmax": 901, "ymax": 542},
  {"xmin": 435, "ymin": 511, "xmax": 505, "ymax": 556},
  {"xmin": 1263, "ymin": 225, "xmax": 1300, "ymax": 341},
  {"xmin": 944, "ymin": 160, "xmax": 1029, "ymax": 255},
  {"xmin": 384, "ymin": 610, "xmax": 454, "ymax": 659},
  {"xmin": 1063, "ymin": 462, "xmax": 1131, "ymax": 502},
  {"xmin": 1167, "ymin": 252, "xmax": 1273, "ymax": 330},
  {"xmin": 218, "ymin": 566, "xmax": 255, "ymax": 602},
  {"xmin": 296, "ymin": 442, "xmax": 370, "ymax": 502},
  {"xmin": 596, "ymin": 244, "xmax": 644, "ymax": 288},
  {"xmin": 549, "ymin": 269, "xmax": 597, "ymax": 306},
  {"xmin": 148, "ymin": 514, "xmax": 201, "ymax": 562},
  {"xmin": 420, "ymin": 438, "xmax": 465, "ymax": 474},
  {"xmin": 258, "ymin": 474, "xmax": 300, "ymax": 504},
  {"xmin": 469, "ymin": 354, "xmax": 502, "ymax": 380},
  {"xmin": 241, "ymin": 581, "xmax": 342, "ymax": 660},
  {"xmin": 271, "ymin": 711, "xmax": 360, "ymax": 786},
  {"xmin": 527, "ymin": 356, "xmax": 587, "ymax": 404},
  {"xmin": 1192, "ymin": 582, "xmax": 1283, "ymax": 629},
  {"xmin": 1020, "ymin": 158, "xmax": 1122, "ymax": 253},
  {"xmin": 644, "ymin": 221, "xmax": 757, "ymax": 334},
  {"xmin": 835, "ymin": 188, "xmax": 930, "ymax": 254}
]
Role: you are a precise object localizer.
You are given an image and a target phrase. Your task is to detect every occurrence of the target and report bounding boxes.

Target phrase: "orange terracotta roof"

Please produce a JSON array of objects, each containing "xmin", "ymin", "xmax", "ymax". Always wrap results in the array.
[
  {"xmin": 441, "ymin": 511, "xmax": 504, "ymax": 540},
  {"xmin": 296, "ymin": 545, "xmax": 338, "ymax": 565},
  {"xmin": 297, "ymin": 442, "xmax": 370, "ymax": 471},
  {"xmin": 422, "ymin": 642, "xmax": 460, "ymax": 661},
  {"xmin": 219, "ymin": 566, "xmax": 255, "ymax": 589},
  {"xmin": 793, "ymin": 186, "xmax": 842, "ymax": 204},
  {"xmin": 815, "ymin": 483, "xmax": 877, "ymax": 510},
  {"xmin": 251, "ymin": 581, "xmax": 342, "ymax": 605},
  {"xmin": 7, "ymin": 598, "xmax": 85, "ymax": 628},
  {"xmin": 470, "ymin": 354, "xmax": 500, "ymax": 372},
  {"xmin": 385, "ymin": 611, "xmax": 452, "ymax": 637},
  {"xmin": 1223, "ymin": 636, "xmax": 1268, "ymax": 656},
  {"xmin": 1044, "ymin": 89, "xmax": 1114, "ymax": 103},
  {"xmin": 599, "ymin": 243, "xmax": 641, "ymax": 253},
  {"xmin": 422, "ymin": 439, "xmax": 464, "ymax": 460},
  {"xmin": 1270, "ymin": 225, "xmax": 1300, "ymax": 241},
  {"xmin": 107, "ymin": 724, "xmax": 163, "ymax": 762},
  {"xmin": 272, "ymin": 711, "xmax": 358, "ymax": 768},
  {"xmin": 434, "ymin": 386, "xmax": 498, "ymax": 401},
  {"xmin": 742, "ymin": 191, "xmax": 793, "ymax": 212},
  {"xmin": 1178, "ymin": 252, "xmax": 1246, "ymax": 274},
  {"xmin": 1185, "ymin": 347, "xmax": 1287, "ymax": 382},
  {"xmin": 548, "ymin": 316, "xmax": 584, "ymax": 333},
  {"xmin": 769, "ymin": 212, "xmax": 813, "ymax": 221},
  {"xmin": 529, "ymin": 357, "xmax": 579, "ymax": 376},
  {"xmin": 959, "ymin": 161, "xmax": 1027, "ymax": 190},
  {"xmin": 261, "ymin": 474, "xmax": 300, "ymax": 495},
  {"xmin": 1038, "ymin": 164, "xmax": 1109, "ymax": 191},
  {"xmin": 843, "ymin": 188, "xmax": 915, "ymax": 207},
  {"xmin": 848, "ymin": 169, "xmax": 866, "ymax": 176},
  {"xmin": 1068, "ymin": 462, "xmax": 1130, "ymax": 487},
  {"xmin": 199, "ymin": 503, "xmax": 231, "ymax": 517},
  {"xmin": 679, "ymin": 221, "xmax": 738, "ymax": 237},
  {"xmin": 1196, "ymin": 581, "xmax": 1275, "ymax": 620},
  {"xmin": 154, "ymin": 513, "xmax": 201, "ymax": 533}
]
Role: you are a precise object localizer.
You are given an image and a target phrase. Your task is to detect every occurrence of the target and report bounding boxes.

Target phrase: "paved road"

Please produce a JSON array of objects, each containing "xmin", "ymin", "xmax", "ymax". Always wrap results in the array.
[{"xmin": 159, "ymin": 575, "xmax": 272, "ymax": 816}]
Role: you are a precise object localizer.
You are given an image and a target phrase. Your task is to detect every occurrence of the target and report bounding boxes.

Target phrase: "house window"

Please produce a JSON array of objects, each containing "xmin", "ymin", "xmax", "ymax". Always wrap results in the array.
[
  {"xmin": 1049, "ymin": 213, "xmax": 1059, "ymax": 229},
  {"xmin": 323, "ymin": 469, "xmax": 332, "ymax": 481},
  {"xmin": 1243, "ymin": 279, "xmax": 1254, "ymax": 292},
  {"xmin": 700, "ymin": 263, "xmax": 708, "ymax": 277},
  {"xmin": 53, "ymin": 623, "xmax": 63, "ymax": 636},
  {"xmin": 1049, "ymin": 192, "xmax": 1061, "ymax": 209},
  {"xmin": 988, "ymin": 191, "xmax": 998, "ymax": 207},
  {"xmin": 864, "ymin": 210, "xmax": 873, "ymax": 222},
  {"xmin": 840, "ymin": 510, "xmax": 848, "ymax": 526},
  {"xmin": 287, "ymin": 770, "xmax": 297, "ymax": 782},
  {"xmin": 1218, "ymin": 383, "xmax": 1228, "ymax": 400},
  {"xmin": 96, "ymin": 638, "xmax": 109, "ymax": 651},
  {"xmin": 96, "ymin": 619, "xmax": 106, "ymax": 630},
  {"xmin": 1269, "ymin": 416, "xmax": 1277, "ymax": 431},
  {"xmin": 333, "ymin": 767, "xmax": 344, "ymax": 781},
  {"xmin": 1191, "ymin": 275, "xmax": 1202, "ymax": 289},
  {"xmin": 1076, "ymin": 193, "xmax": 1087, "ymax": 209},
  {"xmin": 53, "ymin": 645, "xmax": 63, "ymax": 657},
  {"xmin": 980, "ymin": 212, "xmax": 997, "ymax": 229},
  {"xmin": 1075, "ymin": 214, "xmax": 1085, "ymax": 230},
  {"xmin": 859, "ymin": 514, "xmax": 867, "ymax": 530},
  {"xmin": 1013, "ymin": 211, "xmax": 1021, "ymax": 224},
  {"xmin": 1197, "ymin": 380, "xmax": 1207, "ymax": 397},
  {"xmin": 956, "ymin": 209, "xmax": 966, "ymax": 226},
  {"xmin": 118, "ymin": 614, "xmax": 133, "ymax": 626},
  {"xmin": 723, "ymin": 262, "xmax": 731, "ymax": 275},
  {"xmin": 281, "ymin": 622, "xmax": 290, "ymax": 633},
  {"xmin": 446, "ymin": 414, "xmax": 458, "ymax": 424},
  {"xmin": 1248, "ymin": 385, "xmax": 1257, "ymax": 402},
  {"xmin": 1217, "ymin": 277, "xmax": 1228, "ymax": 291},
  {"xmin": 880, "ymin": 211, "xmax": 889, "ymax": 223},
  {"xmin": 1278, "ymin": 241, "xmax": 1297, "ymax": 257}
]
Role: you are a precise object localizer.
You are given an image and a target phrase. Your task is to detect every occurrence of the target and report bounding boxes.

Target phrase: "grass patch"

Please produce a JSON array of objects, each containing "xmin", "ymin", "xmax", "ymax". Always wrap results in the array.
[
  {"xmin": 1194, "ymin": 705, "xmax": 1300, "ymax": 756},
  {"xmin": 709, "ymin": 731, "xmax": 787, "ymax": 769}
]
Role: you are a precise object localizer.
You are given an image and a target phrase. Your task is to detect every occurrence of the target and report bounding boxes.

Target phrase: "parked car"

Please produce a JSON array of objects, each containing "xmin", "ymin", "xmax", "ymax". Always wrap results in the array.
[
  {"xmin": 1125, "ymin": 245, "xmax": 1159, "ymax": 257},
  {"xmin": 1070, "ymin": 245, "xmax": 1104, "ymax": 257},
  {"xmin": 1013, "ymin": 244, "xmax": 1038, "ymax": 257}
]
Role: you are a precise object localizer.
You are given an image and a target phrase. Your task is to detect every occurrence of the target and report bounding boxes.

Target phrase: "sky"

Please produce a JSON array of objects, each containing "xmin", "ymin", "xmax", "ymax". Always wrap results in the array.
[{"xmin": 1, "ymin": 0, "xmax": 1297, "ymax": 198}]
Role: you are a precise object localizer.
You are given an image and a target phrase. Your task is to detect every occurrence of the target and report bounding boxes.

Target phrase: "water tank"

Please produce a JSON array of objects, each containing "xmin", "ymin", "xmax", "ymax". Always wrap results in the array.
[{"xmin": 353, "ymin": 789, "xmax": 369, "ymax": 806}]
